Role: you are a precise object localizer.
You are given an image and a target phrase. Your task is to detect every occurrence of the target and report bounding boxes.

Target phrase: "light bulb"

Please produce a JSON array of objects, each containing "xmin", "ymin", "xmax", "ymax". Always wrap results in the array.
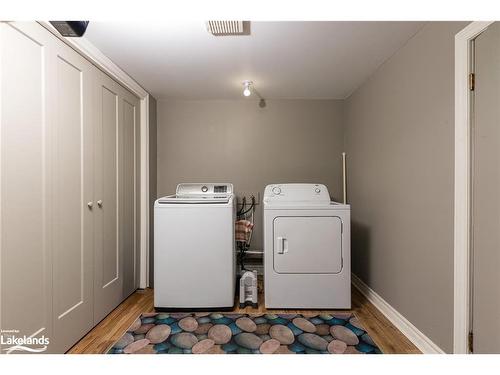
[{"xmin": 242, "ymin": 81, "xmax": 252, "ymax": 97}]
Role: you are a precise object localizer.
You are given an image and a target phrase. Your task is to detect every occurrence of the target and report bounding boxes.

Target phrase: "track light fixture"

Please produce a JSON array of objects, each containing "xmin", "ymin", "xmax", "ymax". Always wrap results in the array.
[{"xmin": 242, "ymin": 80, "xmax": 266, "ymax": 108}]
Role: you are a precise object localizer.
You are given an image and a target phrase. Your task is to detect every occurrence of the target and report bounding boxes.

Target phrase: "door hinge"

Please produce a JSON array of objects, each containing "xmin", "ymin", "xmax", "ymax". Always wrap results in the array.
[
  {"xmin": 469, "ymin": 73, "xmax": 475, "ymax": 91},
  {"xmin": 468, "ymin": 331, "xmax": 473, "ymax": 353}
]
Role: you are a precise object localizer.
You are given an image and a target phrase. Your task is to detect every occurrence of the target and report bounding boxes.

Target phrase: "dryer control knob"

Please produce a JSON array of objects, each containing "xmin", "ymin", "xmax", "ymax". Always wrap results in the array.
[
  {"xmin": 272, "ymin": 186, "xmax": 281, "ymax": 195},
  {"xmin": 315, "ymin": 188, "xmax": 321, "ymax": 193}
]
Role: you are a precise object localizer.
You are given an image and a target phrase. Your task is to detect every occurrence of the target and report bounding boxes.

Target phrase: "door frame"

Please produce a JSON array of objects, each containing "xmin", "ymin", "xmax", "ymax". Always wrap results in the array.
[
  {"xmin": 38, "ymin": 22, "xmax": 151, "ymax": 289},
  {"xmin": 454, "ymin": 21, "xmax": 493, "ymax": 354}
]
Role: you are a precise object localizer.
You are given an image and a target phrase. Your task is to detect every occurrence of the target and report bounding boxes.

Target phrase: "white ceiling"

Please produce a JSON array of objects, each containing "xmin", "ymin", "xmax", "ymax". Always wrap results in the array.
[{"xmin": 84, "ymin": 21, "xmax": 425, "ymax": 100}]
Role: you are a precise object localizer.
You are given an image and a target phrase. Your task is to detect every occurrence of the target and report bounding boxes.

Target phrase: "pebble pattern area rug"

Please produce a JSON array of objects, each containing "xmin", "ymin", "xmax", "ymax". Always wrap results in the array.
[{"xmin": 108, "ymin": 312, "xmax": 382, "ymax": 354}]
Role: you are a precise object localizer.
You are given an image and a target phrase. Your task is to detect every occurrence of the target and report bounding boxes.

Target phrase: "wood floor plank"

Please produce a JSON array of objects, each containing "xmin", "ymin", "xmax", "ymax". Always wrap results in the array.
[
  {"xmin": 68, "ymin": 289, "xmax": 153, "ymax": 354},
  {"xmin": 68, "ymin": 285, "xmax": 420, "ymax": 354}
]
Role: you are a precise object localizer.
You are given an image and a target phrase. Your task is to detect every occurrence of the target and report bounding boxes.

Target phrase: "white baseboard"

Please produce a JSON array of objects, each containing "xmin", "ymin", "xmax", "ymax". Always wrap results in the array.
[{"xmin": 351, "ymin": 273, "xmax": 445, "ymax": 354}]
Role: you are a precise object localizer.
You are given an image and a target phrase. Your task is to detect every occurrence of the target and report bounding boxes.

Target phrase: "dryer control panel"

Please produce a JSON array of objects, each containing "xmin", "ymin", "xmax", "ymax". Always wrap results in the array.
[{"xmin": 263, "ymin": 183, "xmax": 330, "ymax": 204}]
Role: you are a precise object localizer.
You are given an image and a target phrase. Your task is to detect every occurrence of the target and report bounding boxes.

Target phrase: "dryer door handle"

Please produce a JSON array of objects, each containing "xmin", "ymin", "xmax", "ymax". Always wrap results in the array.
[{"xmin": 277, "ymin": 237, "xmax": 288, "ymax": 254}]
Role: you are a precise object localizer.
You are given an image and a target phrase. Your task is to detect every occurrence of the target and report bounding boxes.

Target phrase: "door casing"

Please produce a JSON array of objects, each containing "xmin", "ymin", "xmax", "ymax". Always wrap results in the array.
[{"xmin": 454, "ymin": 20, "xmax": 494, "ymax": 354}]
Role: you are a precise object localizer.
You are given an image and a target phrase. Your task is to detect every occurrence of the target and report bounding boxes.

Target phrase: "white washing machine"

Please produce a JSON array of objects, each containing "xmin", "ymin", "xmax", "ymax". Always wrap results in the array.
[
  {"xmin": 263, "ymin": 183, "xmax": 351, "ymax": 309},
  {"xmin": 154, "ymin": 183, "xmax": 236, "ymax": 309}
]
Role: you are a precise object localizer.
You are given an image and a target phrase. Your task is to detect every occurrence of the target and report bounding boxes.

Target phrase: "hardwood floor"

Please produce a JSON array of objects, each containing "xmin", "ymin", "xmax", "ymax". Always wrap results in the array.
[
  {"xmin": 68, "ymin": 289, "xmax": 154, "ymax": 354},
  {"xmin": 351, "ymin": 287, "xmax": 420, "ymax": 354},
  {"xmin": 69, "ymin": 285, "xmax": 420, "ymax": 354}
]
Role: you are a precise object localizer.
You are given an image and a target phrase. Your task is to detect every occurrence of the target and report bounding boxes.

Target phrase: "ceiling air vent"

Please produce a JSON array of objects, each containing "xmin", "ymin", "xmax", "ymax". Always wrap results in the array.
[{"xmin": 206, "ymin": 21, "xmax": 250, "ymax": 36}]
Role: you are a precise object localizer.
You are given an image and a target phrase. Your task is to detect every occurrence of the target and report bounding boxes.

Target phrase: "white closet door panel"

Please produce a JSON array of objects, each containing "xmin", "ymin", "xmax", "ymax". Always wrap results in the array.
[
  {"xmin": 134, "ymin": 95, "xmax": 141, "ymax": 291},
  {"xmin": 101, "ymin": 85, "xmax": 119, "ymax": 285},
  {"xmin": 0, "ymin": 22, "xmax": 53, "ymax": 353},
  {"xmin": 120, "ymin": 90, "xmax": 140, "ymax": 297},
  {"xmin": 53, "ymin": 56, "xmax": 86, "ymax": 311},
  {"xmin": 93, "ymin": 72, "xmax": 122, "ymax": 323},
  {"xmin": 50, "ymin": 31, "xmax": 94, "ymax": 353}
]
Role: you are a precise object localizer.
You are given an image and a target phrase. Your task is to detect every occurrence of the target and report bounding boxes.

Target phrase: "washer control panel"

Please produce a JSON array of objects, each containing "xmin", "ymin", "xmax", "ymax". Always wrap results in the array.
[
  {"xmin": 272, "ymin": 186, "xmax": 282, "ymax": 195},
  {"xmin": 176, "ymin": 183, "xmax": 233, "ymax": 196},
  {"xmin": 263, "ymin": 183, "xmax": 330, "ymax": 204}
]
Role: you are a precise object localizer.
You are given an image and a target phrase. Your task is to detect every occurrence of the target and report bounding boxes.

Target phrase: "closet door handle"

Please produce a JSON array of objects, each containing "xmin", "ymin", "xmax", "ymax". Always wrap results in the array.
[
  {"xmin": 97, "ymin": 200, "xmax": 103, "ymax": 208},
  {"xmin": 87, "ymin": 201, "xmax": 93, "ymax": 209}
]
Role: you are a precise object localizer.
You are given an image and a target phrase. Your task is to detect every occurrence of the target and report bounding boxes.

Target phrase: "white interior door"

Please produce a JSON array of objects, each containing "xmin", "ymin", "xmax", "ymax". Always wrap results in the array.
[
  {"xmin": 273, "ymin": 216, "xmax": 343, "ymax": 274},
  {"xmin": 1, "ymin": 21, "xmax": 141, "ymax": 352},
  {"xmin": 0, "ymin": 22, "xmax": 54, "ymax": 353},
  {"xmin": 50, "ymin": 27, "xmax": 95, "ymax": 353},
  {"xmin": 120, "ymin": 88, "xmax": 140, "ymax": 298},
  {"xmin": 472, "ymin": 21, "xmax": 500, "ymax": 354},
  {"xmin": 93, "ymin": 71, "xmax": 122, "ymax": 323},
  {"xmin": 93, "ymin": 70, "xmax": 140, "ymax": 321}
]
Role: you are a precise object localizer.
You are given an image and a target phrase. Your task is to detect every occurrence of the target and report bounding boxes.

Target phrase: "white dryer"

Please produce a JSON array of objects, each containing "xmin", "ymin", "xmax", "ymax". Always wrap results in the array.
[
  {"xmin": 263, "ymin": 183, "xmax": 351, "ymax": 309},
  {"xmin": 154, "ymin": 183, "xmax": 236, "ymax": 309}
]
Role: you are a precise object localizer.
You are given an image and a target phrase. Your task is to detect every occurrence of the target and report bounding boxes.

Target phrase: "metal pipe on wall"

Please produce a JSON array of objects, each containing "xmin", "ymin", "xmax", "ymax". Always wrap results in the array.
[{"xmin": 342, "ymin": 152, "xmax": 347, "ymax": 204}]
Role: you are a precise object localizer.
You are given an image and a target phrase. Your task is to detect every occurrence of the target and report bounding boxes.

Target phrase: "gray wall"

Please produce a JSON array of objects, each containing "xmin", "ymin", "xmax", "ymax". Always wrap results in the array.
[
  {"xmin": 156, "ymin": 99, "xmax": 345, "ymax": 250},
  {"xmin": 149, "ymin": 96, "xmax": 157, "ymax": 287},
  {"xmin": 344, "ymin": 22, "xmax": 468, "ymax": 353}
]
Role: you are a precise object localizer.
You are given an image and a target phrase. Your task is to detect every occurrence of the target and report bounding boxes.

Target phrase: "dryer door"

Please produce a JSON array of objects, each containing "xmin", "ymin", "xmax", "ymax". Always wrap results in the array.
[{"xmin": 273, "ymin": 216, "xmax": 342, "ymax": 274}]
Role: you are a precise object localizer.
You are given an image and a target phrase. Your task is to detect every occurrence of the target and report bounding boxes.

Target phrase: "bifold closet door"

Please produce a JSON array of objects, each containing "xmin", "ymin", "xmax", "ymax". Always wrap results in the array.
[
  {"xmin": 93, "ymin": 71, "xmax": 122, "ymax": 323},
  {"xmin": 0, "ymin": 22, "xmax": 54, "ymax": 353},
  {"xmin": 119, "ymin": 88, "xmax": 141, "ymax": 298},
  {"xmin": 1, "ymin": 21, "xmax": 140, "ymax": 352},
  {"xmin": 93, "ymin": 70, "xmax": 140, "ymax": 322},
  {"xmin": 49, "ymin": 30, "xmax": 95, "ymax": 353},
  {"xmin": 0, "ymin": 21, "xmax": 94, "ymax": 353}
]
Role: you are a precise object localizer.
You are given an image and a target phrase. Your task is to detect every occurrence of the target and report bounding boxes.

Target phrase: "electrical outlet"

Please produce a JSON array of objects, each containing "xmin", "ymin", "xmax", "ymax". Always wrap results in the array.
[{"xmin": 236, "ymin": 192, "xmax": 260, "ymax": 206}]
